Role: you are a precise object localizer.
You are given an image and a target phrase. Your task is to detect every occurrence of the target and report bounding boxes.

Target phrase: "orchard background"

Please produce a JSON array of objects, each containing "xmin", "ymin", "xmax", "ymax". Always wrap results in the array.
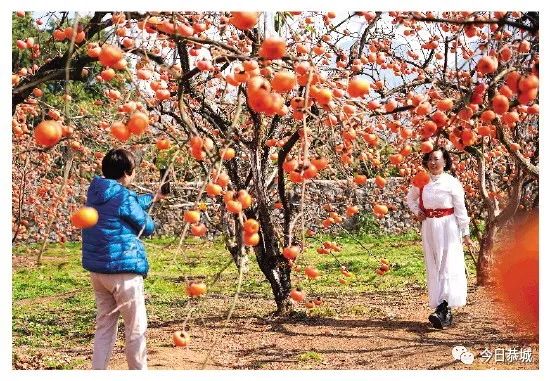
[{"xmin": 11, "ymin": 10, "xmax": 538, "ymax": 369}]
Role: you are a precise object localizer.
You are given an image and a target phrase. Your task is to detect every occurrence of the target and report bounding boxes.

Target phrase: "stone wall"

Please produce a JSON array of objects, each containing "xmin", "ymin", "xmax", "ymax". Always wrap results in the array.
[{"xmin": 145, "ymin": 177, "xmax": 420, "ymax": 237}]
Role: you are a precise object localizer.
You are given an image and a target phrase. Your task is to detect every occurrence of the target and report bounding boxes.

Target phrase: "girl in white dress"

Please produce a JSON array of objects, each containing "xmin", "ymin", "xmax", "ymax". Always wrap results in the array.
[{"xmin": 406, "ymin": 148, "xmax": 473, "ymax": 329}]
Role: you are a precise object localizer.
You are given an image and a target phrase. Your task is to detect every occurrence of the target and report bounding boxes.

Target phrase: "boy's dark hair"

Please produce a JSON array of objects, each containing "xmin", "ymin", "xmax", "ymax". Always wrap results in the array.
[
  {"xmin": 102, "ymin": 148, "xmax": 136, "ymax": 179},
  {"xmin": 422, "ymin": 147, "xmax": 453, "ymax": 171}
]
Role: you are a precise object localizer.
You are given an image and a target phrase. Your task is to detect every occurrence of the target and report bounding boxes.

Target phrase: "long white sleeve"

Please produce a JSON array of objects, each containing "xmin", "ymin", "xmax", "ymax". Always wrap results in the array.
[
  {"xmin": 450, "ymin": 177, "xmax": 470, "ymax": 236},
  {"xmin": 406, "ymin": 185, "xmax": 421, "ymax": 216}
]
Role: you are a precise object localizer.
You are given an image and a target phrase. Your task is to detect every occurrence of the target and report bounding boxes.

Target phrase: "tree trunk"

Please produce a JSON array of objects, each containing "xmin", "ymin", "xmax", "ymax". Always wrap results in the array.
[
  {"xmin": 254, "ymin": 230, "xmax": 293, "ymax": 315},
  {"xmin": 476, "ymin": 221, "xmax": 498, "ymax": 285},
  {"xmin": 249, "ymin": 135, "xmax": 294, "ymax": 315}
]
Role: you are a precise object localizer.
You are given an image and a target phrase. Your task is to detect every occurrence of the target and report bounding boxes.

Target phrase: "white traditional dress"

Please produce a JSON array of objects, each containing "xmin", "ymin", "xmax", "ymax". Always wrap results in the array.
[{"xmin": 406, "ymin": 172, "xmax": 470, "ymax": 308}]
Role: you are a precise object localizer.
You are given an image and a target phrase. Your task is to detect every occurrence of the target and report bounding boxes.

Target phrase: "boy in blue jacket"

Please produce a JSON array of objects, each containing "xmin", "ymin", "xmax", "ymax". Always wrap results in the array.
[{"xmin": 83, "ymin": 148, "xmax": 155, "ymax": 370}]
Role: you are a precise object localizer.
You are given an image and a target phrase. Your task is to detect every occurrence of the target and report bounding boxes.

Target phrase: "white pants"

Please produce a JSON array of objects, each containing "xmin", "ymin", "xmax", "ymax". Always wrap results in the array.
[
  {"xmin": 421, "ymin": 215, "xmax": 468, "ymax": 309},
  {"xmin": 90, "ymin": 272, "xmax": 147, "ymax": 370}
]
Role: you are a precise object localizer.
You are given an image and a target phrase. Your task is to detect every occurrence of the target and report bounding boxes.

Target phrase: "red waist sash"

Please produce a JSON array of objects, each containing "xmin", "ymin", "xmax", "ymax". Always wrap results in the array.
[{"xmin": 423, "ymin": 208, "xmax": 454, "ymax": 218}]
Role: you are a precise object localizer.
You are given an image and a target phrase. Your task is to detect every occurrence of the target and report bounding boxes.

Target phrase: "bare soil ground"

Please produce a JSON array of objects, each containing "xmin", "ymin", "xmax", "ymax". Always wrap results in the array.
[{"xmin": 79, "ymin": 284, "xmax": 538, "ymax": 370}]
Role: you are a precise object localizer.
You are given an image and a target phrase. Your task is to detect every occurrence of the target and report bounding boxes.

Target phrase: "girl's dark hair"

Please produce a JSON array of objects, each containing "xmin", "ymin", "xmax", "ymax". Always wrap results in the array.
[
  {"xmin": 102, "ymin": 148, "xmax": 136, "ymax": 179},
  {"xmin": 422, "ymin": 147, "xmax": 453, "ymax": 171}
]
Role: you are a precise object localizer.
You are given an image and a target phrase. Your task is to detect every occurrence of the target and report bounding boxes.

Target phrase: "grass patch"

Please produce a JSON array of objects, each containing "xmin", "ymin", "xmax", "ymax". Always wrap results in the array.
[
  {"xmin": 297, "ymin": 351, "xmax": 324, "ymax": 363},
  {"xmin": 297, "ymin": 234, "xmax": 428, "ymax": 296},
  {"xmin": 307, "ymin": 305, "xmax": 338, "ymax": 318}
]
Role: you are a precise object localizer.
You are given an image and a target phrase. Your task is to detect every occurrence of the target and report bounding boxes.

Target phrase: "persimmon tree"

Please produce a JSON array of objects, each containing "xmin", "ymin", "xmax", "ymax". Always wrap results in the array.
[{"xmin": 12, "ymin": 11, "xmax": 538, "ymax": 313}]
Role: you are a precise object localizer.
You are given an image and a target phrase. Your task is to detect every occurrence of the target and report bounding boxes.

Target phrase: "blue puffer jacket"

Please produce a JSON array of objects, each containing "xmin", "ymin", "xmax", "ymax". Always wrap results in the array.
[{"xmin": 82, "ymin": 176, "xmax": 155, "ymax": 276}]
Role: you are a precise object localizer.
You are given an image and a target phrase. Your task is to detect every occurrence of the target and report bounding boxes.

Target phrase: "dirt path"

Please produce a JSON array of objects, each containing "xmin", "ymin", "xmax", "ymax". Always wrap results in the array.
[{"xmin": 100, "ymin": 285, "xmax": 537, "ymax": 370}]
